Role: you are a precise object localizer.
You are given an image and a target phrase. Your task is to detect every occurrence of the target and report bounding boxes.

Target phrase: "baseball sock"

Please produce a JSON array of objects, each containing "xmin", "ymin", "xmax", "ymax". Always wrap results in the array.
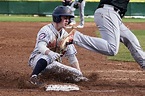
[{"xmin": 31, "ymin": 58, "xmax": 47, "ymax": 76}]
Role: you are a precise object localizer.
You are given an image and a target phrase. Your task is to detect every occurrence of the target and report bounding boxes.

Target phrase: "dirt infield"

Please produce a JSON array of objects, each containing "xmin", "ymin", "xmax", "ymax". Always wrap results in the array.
[{"xmin": 0, "ymin": 22, "xmax": 145, "ymax": 96}]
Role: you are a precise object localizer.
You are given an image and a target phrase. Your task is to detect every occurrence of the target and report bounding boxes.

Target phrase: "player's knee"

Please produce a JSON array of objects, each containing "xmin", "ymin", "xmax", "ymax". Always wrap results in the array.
[
  {"xmin": 109, "ymin": 48, "xmax": 118, "ymax": 56},
  {"xmin": 109, "ymin": 52, "xmax": 116, "ymax": 56}
]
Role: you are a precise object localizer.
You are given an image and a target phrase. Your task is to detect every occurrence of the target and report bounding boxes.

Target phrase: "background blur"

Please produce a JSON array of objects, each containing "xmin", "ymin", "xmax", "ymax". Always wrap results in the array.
[
  {"xmin": 0, "ymin": 0, "xmax": 145, "ymax": 16},
  {"xmin": 1, "ymin": 0, "xmax": 145, "ymax": 2}
]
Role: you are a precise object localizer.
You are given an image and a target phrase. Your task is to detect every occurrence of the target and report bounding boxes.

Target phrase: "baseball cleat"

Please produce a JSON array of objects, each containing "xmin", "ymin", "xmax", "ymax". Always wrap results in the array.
[
  {"xmin": 77, "ymin": 25, "xmax": 84, "ymax": 28},
  {"xmin": 30, "ymin": 75, "xmax": 43, "ymax": 87},
  {"xmin": 60, "ymin": 29, "xmax": 76, "ymax": 49}
]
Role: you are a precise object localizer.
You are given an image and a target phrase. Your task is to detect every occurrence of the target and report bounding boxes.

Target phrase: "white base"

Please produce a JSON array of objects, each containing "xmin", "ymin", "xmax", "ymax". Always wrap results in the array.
[{"xmin": 45, "ymin": 84, "xmax": 79, "ymax": 91}]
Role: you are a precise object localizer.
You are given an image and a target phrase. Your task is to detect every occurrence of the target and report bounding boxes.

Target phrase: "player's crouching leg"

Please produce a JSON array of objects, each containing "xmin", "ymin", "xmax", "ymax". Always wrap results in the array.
[{"xmin": 43, "ymin": 61, "xmax": 88, "ymax": 83}]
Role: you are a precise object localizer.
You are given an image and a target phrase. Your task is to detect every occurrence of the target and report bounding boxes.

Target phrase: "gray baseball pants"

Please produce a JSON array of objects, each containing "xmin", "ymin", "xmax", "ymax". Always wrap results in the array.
[{"xmin": 72, "ymin": 4, "xmax": 145, "ymax": 68}]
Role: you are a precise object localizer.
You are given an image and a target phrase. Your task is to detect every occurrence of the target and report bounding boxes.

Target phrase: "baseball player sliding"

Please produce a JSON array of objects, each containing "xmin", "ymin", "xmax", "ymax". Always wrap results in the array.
[
  {"xmin": 28, "ymin": 6, "xmax": 88, "ymax": 87},
  {"xmin": 62, "ymin": 0, "xmax": 85, "ymax": 28},
  {"xmin": 60, "ymin": 0, "xmax": 145, "ymax": 69}
]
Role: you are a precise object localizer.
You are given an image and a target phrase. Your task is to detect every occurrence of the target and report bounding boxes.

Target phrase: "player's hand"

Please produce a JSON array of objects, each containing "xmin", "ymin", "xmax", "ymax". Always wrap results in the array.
[{"xmin": 48, "ymin": 51, "xmax": 61, "ymax": 61}]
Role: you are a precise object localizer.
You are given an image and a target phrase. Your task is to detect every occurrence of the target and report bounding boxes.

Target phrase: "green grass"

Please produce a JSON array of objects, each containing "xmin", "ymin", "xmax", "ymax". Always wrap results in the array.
[
  {"xmin": 0, "ymin": 15, "xmax": 95, "ymax": 22},
  {"xmin": 0, "ymin": 15, "xmax": 52, "ymax": 22},
  {"xmin": 0, "ymin": 15, "xmax": 91, "ymax": 22},
  {"xmin": 108, "ymin": 30, "xmax": 145, "ymax": 62},
  {"xmin": 1, "ymin": 15, "xmax": 145, "ymax": 22},
  {"xmin": 0, "ymin": 15, "xmax": 145, "ymax": 62},
  {"xmin": 123, "ymin": 18, "xmax": 145, "ymax": 22}
]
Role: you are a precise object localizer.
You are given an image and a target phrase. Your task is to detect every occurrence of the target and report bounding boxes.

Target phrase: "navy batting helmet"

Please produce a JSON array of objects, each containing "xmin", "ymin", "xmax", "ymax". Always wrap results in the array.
[{"xmin": 52, "ymin": 6, "xmax": 74, "ymax": 24}]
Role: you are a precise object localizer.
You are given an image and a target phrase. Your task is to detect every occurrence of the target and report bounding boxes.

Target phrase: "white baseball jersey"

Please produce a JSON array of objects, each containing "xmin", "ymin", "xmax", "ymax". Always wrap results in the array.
[{"xmin": 28, "ymin": 23, "xmax": 77, "ymax": 67}]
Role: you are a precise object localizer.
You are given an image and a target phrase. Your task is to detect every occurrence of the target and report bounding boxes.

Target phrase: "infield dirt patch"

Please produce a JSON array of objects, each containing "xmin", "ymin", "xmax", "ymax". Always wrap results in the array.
[{"xmin": 0, "ymin": 22, "xmax": 145, "ymax": 96}]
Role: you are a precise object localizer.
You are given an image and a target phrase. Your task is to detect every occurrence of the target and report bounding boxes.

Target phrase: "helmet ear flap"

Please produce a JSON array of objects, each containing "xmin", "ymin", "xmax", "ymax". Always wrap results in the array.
[{"xmin": 53, "ymin": 16, "xmax": 61, "ymax": 23}]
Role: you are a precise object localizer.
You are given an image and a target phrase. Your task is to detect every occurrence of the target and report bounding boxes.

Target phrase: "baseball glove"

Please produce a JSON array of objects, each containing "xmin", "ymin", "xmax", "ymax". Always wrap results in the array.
[
  {"xmin": 62, "ymin": 1, "xmax": 72, "ymax": 6},
  {"xmin": 73, "ymin": 3, "xmax": 79, "ymax": 9},
  {"xmin": 78, "ymin": 0, "xmax": 83, "ymax": 3}
]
